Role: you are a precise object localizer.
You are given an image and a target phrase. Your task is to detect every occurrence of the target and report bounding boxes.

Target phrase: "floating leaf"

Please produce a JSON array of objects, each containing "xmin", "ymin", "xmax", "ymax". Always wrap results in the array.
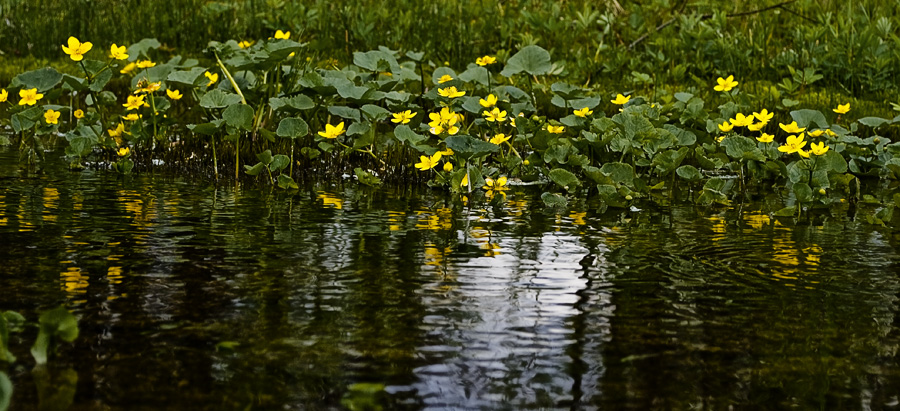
[{"xmin": 354, "ymin": 168, "xmax": 383, "ymax": 186}]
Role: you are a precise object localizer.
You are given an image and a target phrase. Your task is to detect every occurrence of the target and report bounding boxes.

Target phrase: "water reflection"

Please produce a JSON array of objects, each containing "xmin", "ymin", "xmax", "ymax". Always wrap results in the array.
[{"xmin": 2, "ymin": 148, "xmax": 900, "ymax": 409}]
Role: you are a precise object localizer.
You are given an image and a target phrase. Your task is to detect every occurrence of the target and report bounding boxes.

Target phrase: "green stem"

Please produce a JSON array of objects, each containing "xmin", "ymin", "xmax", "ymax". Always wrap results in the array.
[{"xmin": 214, "ymin": 51, "xmax": 247, "ymax": 105}]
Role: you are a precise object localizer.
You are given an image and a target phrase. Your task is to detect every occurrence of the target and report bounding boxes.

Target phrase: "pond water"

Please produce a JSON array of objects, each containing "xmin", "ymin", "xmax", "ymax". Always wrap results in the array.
[{"xmin": 3, "ymin": 147, "xmax": 900, "ymax": 410}]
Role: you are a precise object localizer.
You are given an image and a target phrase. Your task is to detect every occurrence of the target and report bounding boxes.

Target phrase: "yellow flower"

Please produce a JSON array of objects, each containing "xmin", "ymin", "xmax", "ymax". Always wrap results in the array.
[
  {"xmin": 717, "ymin": 121, "xmax": 733, "ymax": 132},
  {"xmin": 825, "ymin": 129, "xmax": 837, "ymax": 137},
  {"xmin": 18, "ymin": 88, "xmax": 43, "ymax": 106},
  {"xmin": 205, "ymin": 72, "xmax": 219, "ymax": 87},
  {"xmin": 757, "ymin": 133, "xmax": 774, "ymax": 143},
  {"xmin": 714, "ymin": 75, "xmax": 738, "ymax": 92},
  {"xmin": 437, "ymin": 74, "xmax": 453, "ymax": 84},
  {"xmin": 476, "ymin": 55, "xmax": 496, "ymax": 66},
  {"xmin": 443, "ymin": 162, "xmax": 453, "ymax": 172},
  {"xmin": 547, "ymin": 125, "xmax": 565, "ymax": 134},
  {"xmin": 483, "ymin": 176, "xmax": 508, "ymax": 191},
  {"xmin": 483, "ymin": 107, "xmax": 507, "ymax": 122},
  {"xmin": 109, "ymin": 44, "xmax": 128, "ymax": 60},
  {"xmin": 108, "ymin": 123, "xmax": 125, "ymax": 138},
  {"xmin": 753, "ymin": 108, "xmax": 773, "ymax": 123},
  {"xmin": 438, "ymin": 86, "xmax": 465, "ymax": 98},
  {"xmin": 460, "ymin": 173, "xmax": 469, "ymax": 187},
  {"xmin": 0, "ymin": 89, "xmax": 7, "ymax": 103},
  {"xmin": 611, "ymin": 94, "xmax": 630, "ymax": 105},
  {"xmin": 239, "ymin": 41, "xmax": 253, "ymax": 49},
  {"xmin": 166, "ymin": 89, "xmax": 183, "ymax": 100},
  {"xmin": 573, "ymin": 107, "xmax": 593, "ymax": 117},
  {"xmin": 428, "ymin": 107, "xmax": 458, "ymax": 128},
  {"xmin": 490, "ymin": 133, "xmax": 510, "ymax": 145},
  {"xmin": 439, "ymin": 148, "xmax": 454, "ymax": 156},
  {"xmin": 807, "ymin": 129, "xmax": 824, "ymax": 138},
  {"xmin": 120, "ymin": 62, "xmax": 137, "ymax": 74},
  {"xmin": 62, "ymin": 36, "xmax": 92, "ymax": 61},
  {"xmin": 134, "ymin": 81, "xmax": 161, "ymax": 94},
  {"xmin": 809, "ymin": 141, "xmax": 830, "ymax": 156},
  {"xmin": 136, "ymin": 60, "xmax": 155, "ymax": 69},
  {"xmin": 748, "ymin": 122, "xmax": 765, "ymax": 131},
  {"xmin": 479, "ymin": 94, "xmax": 497, "ymax": 108},
  {"xmin": 730, "ymin": 113, "xmax": 754, "ymax": 127},
  {"xmin": 117, "ymin": 147, "xmax": 130, "ymax": 157},
  {"xmin": 123, "ymin": 113, "xmax": 140, "ymax": 121},
  {"xmin": 123, "ymin": 95, "xmax": 145, "ymax": 111},
  {"xmin": 318, "ymin": 122, "xmax": 346, "ymax": 139},
  {"xmin": 44, "ymin": 109, "xmax": 60, "ymax": 125},
  {"xmin": 274, "ymin": 30, "xmax": 291, "ymax": 39},
  {"xmin": 778, "ymin": 133, "xmax": 807, "ymax": 154},
  {"xmin": 833, "ymin": 103, "xmax": 850, "ymax": 114},
  {"xmin": 415, "ymin": 152, "xmax": 442, "ymax": 171},
  {"xmin": 391, "ymin": 110, "xmax": 416, "ymax": 124},
  {"xmin": 779, "ymin": 121, "xmax": 805, "ymax": 134},
  {"xmin": 73, "ymin": 109, "xmax": 84, "ymax": 119},
  {"xmin": 798, "ymin": 149, "xmax": 810, "ymax": 158}
]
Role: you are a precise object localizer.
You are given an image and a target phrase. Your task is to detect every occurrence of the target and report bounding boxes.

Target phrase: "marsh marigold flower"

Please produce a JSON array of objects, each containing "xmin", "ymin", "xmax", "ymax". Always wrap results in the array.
[
  {"xmin": 108, "ymin": 123, "xmax": 126, "ymax": 139},
  {"xmin": 120, "ymin": 62, "xmax": 137, "ymax": 74},
  {"xmin": 483, "ymin": 107, "xmax": 507, "ymax": 122},
  {"xmin": 135, "ymin": 81, "xmax": 161, "ymax": 94},
  {"xmin": 574, "ymin": 107, "xmax": 593, "ymax": 117},
  {"xmin": 490, "ymin": 133, "xmax": 510, "ymax": 145},
  {"xmin": 123, "ymin": 95, "xmax": 145, "ymax": 111},
  {"xmin": 18, "ymin": 88, "xmax": 43, "ymax": 106},
  {"xmin": 415, "ymin": 152, "xmax": 442, "ymax": 171},
  {"xmin": 437, "ymin": 74, "xmax": 453, "ymax": 84},
  {"xmin": 438, "ymin": 86, "xmax": 465, "ymax": 98},
  {"xmin": 718, "ymin": 121, "xmax": 734, "ymax": 133},
  {"xmin": 166, "ymin": 89, "xmax": 183, "ymax": 100},
  {"xmin": 136, "ymin": 60, "xmax": 155, "ymax": 69},
  {"xmin": 117, "ymin": 147, "xmax": 130, "ymax": 157},
  {"xmin": 833, "ymin": 103, "xmax": 850, "ymax": 114},
  {"xmin": 748, "ymin": 122, "xmax": 765, "ymax": 131},
  {"xmin": 778, "ymin": 133, "xmax": 807, "ymax": 154},
  {"xmin": 807, "ymin": 129, "xmax": 824, "ymax": 138},
  {"xmin": 318, "ymin": 122, "xmax": 346, "ymax": 139},
  {"xmin": 123, "ymin": 113, "xmax": 139, "ymax": 121},
  {"xmin": 239, "ymin": 41, "xmax": 253, "ymax": 49},
  {"xmin": 730, "ymin": 113, "xmax": 754, "ymax": 128},
  {"xmin": 611, "ymin": 94, "xmax": 630, "ymax": 105},
  {"xmin": 443, "ymin": 162, "xmax": 453, "ymax": 172},
  {"xmin": 391, "ymin": 110, "xmax": 415, "ymax": 124},
  {"xmin": 74, "ymin": 109, "xmax": 84, "ymax": 119},
  {"xmin": 205, "ymin": 72, "xmax": 219, "ymax": 87},
  {"xmin": 753, "ymin": 108, "xmax": 773, "ymax": 123},
  {"xmin": 44, "ymin": 109, "xmax": 60, "ymax": 125},
  {"xmin": 479, "ymin": 94, "xmax": 497, "ymax": 108},
  {"xmin": 0, "ymin": 89, "xmax": 7, "ymax": 103},
  {"xmin": 547, "ymin": 125, "xmax": 565, "ymax": 134},
  {"xmin": 483, "ymin": 176, "xmax": 508, "ymax": 191},
  {"xmin": 62, "ymin": 36, "xmax": 92, "ymax": 61},
  {"xmin": 109, "ymin": 44, "xmax": 128, "ymax": 60},
  {"xmin": 714, "ymin": 75, "xmax": 738, "ymax": 92},
  {"xmin": 757, "ymin": 133, "xmax": 774, "ymax": 143},
  {"xmin": 779, "ymin": 121, "xmax": 805, "ymax": 134},
  {"xmin": 274, "ymin": 30, "xmax": 291, "ymax": 39},
  {"xmin": 476, "ymin": 56, "xmax": 496, "ymax": 66},
  {"xmin": 809, "ymin": 141, "xmax": 829, "ymax": 156}
]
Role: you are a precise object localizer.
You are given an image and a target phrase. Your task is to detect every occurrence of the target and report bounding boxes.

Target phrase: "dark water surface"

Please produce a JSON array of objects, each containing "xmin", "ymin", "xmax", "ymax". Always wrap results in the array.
[{"xmin": 3, "ymin": 148, "xmax": 900, "ymax": 410}]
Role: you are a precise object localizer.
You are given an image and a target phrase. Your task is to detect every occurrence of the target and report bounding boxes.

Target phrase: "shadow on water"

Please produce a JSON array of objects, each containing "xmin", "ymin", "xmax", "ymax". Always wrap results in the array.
[{"xmin": 3, "ymin": 147, "xmax": 900, "ymax": 410}]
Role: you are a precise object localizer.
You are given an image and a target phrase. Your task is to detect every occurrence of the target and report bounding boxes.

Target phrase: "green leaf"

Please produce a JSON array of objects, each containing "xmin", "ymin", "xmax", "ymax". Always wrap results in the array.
[
  {"xmin": 10, "ymin": 67, "xmax": 63, "ymax": 92},
  {"xmin": 276, "ymin": 174, "xmax": 299, "ymax": 189},
  {"xmin": 269, "ymin": 94, "xmax": 315, "ymax": 111},
  {"xmin": 361, "ymin": 104, "xmax": 391, "ymax": 122},
  {"xmin": 858, "ymin": 117, "xmax": 890, "ymax": 128},
  {"xmin": 500, "ymin": 45, "xmax": 552, "ymax": 77},
  {"xmin": 549, "ymin": 168, "xmax": 581, "ymax": 191},
  {"xmin": 244, "ymin": 162, "xmax": 266, "ymax": 176},
  {"xmin": 31, "ymin": 306, "xmax": 79, "ymax": 365},
  {"xmin": 790, "ymin": 109, "xmax": 829, "ymax": 129},
  {"xmin": 458, "ymin": 66, "xmax": 489, "ymax": 85},
  {"xmin": 354, "ymin": 168, "xmax": 383, "ymax": 186},
  {"xmin": 0, "ymin": 315, "xmax": 13, "ymax": 363},
  {"xmin": 0, "ymin": 371, "xmax": 10, "ymax": 411},
  {"xmin": 199, "ymin": 89, "xmax": 243, "ymax": 109},
  {"xmin": 328, "ymin": 106, "xmax": 362, "ymax": 122},
  {"xmin": 276, "ymin": 117, "xmax": 309, "ymax": 139},
  {"xmin": 393, "ymin": 125, "xmax": 426, "ymax": 145},
  {"xmin": 127, "ymin": 38, "xmax": 161, "ymax": 59},
  {"xmin": 541, "ymin": 192, "xmax": 568, "ymax": 207},
  {"xmin": 222, "ymin": 103, "xmax": 253, "ymax": 130},
  {"xmin": 793, "ymin": 182, "xmax": 813, "ymax": 203},
  {"xmin": 188, "ymin": 121, "xmax": 223, "ymax": 136},
  {"xmin": 663, "ymin": 124, "xmax": 697, "ymax": 146},
  {"xmin": 721, "ymin": 135, "xmax": 764, "ymax": 161},
  {"xmin": 270, "ymin": 155, "xmax": 290, "ymax": 171},
  {"xmin": 445, "ymin": 135, "xmax": 500, "ymax": 160},
  {"xmin": 167, "ymin": 67, "xmax": 208, "ymax": 86},
  {"xmin": 256, "ymin": 149, "xmax": 274, "ymax": 165},
  {"xmin": 676, "ymin": 165, "xmax": 702, "ymax": 181},
  {"xmin": 600, "ymin": 162, "xmax": 634, "ymax": 185},
  {"xmin": 774, "ymin": 207, "xmax": 797, "ymax": 217}
]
